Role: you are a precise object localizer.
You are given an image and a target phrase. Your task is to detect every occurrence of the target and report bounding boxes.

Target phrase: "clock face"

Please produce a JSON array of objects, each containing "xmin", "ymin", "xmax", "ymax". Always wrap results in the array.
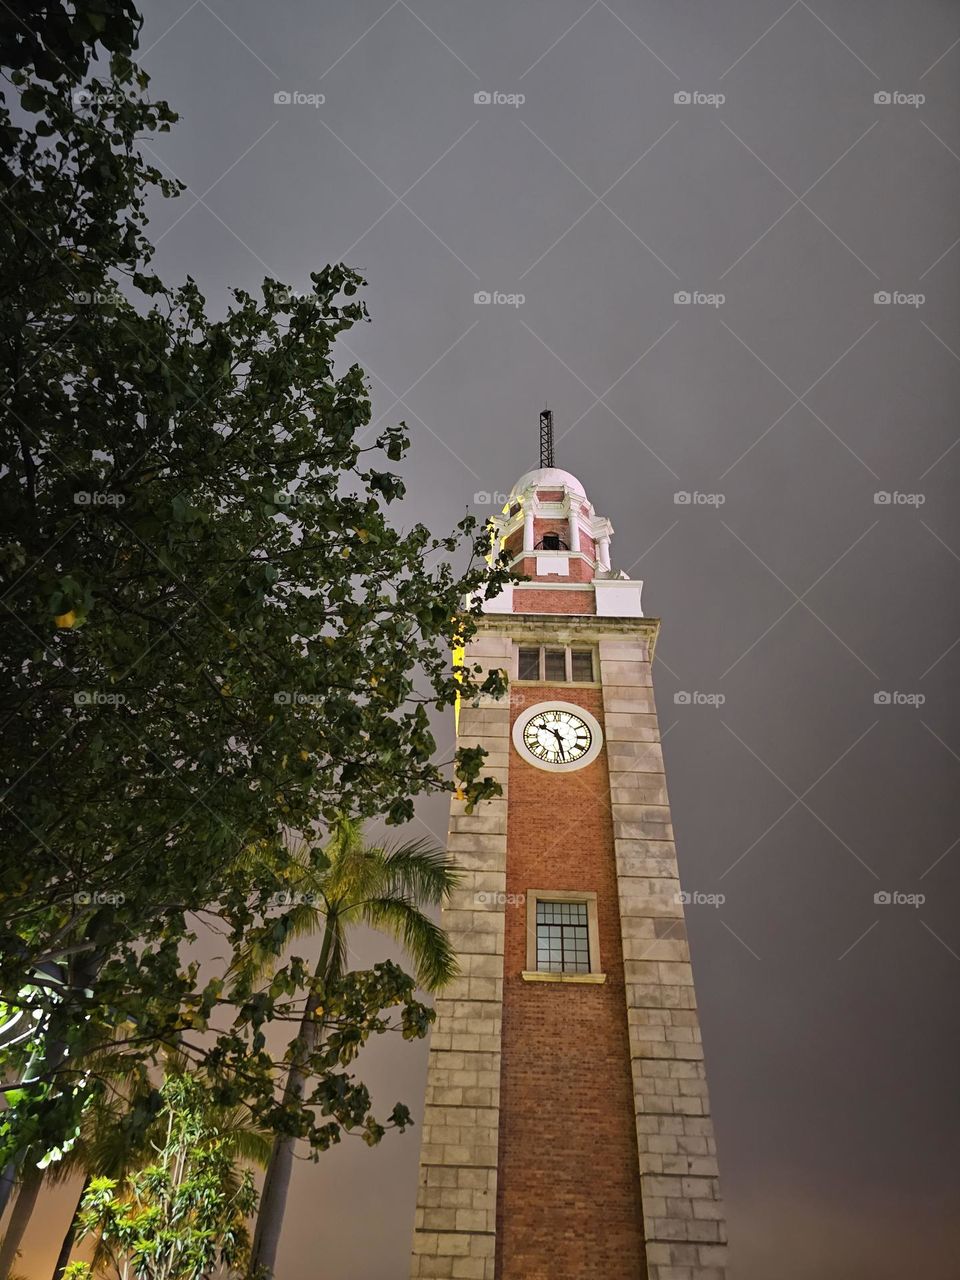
[{"xmin": 522, "ymin": 708, "xmax": 592, "ymax": 765}]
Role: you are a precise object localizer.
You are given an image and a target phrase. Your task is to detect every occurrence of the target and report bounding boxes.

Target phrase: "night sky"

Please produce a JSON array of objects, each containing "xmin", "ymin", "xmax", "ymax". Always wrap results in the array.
[{"xmin": 18, "ymin": 3, "xmax": 960, "ymax": 1277}]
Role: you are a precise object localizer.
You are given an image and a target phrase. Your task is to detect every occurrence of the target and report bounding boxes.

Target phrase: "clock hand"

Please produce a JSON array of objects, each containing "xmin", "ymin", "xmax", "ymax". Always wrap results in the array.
[{"xmin": 549, "ymin": 727, "xmax": 566, "ymax": 759}]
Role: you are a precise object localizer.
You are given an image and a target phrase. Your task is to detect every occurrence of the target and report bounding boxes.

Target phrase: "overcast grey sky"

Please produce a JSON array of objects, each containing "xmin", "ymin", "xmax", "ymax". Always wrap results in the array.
[{"xmin": 22, "ymin": 3, "xmax": 960, "ymax": 1277}]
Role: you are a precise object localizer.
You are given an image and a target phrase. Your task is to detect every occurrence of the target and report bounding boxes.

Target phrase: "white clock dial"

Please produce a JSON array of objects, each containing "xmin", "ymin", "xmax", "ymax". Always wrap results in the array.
[
  {"xmin": 512, "ymin": 701, "xmax": 604, "ymax": 773},
  {"xmin": 522, "ymin": 708, "xmax": 592, "ymax": 764}
]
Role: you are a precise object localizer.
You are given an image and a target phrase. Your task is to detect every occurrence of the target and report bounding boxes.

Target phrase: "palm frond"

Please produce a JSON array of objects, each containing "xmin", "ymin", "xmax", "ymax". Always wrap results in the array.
[
  {"xmin": 359, "ymin": 896, "xmax": 459, "ymax": 991},
  {"xmin": 229, "ymin": 896, "xmax": 328, "ymax": 986},
  {"xmin": 213, "ymin": 1110, "xmax": 273, "ymax": 1169},
  {"xmin": 374, "ymin": 838, "xmax": 461, "ymax": 905}
]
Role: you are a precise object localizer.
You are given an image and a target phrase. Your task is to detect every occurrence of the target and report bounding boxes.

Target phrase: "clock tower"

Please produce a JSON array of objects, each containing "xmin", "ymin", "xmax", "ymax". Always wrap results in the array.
[{"xmin": 410, "ymin": 420, "xmax": 728, "ymax": 1280}]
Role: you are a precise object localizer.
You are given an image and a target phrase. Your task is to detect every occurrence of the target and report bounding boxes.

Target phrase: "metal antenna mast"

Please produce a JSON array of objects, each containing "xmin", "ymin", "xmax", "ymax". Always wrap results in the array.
[{"xmin": 539, "ymin": 408, "xmax": 554, "ymax": 468}]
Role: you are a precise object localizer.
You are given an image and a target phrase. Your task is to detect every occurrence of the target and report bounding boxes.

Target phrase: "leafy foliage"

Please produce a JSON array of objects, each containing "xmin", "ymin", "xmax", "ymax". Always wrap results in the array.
[
  {"xmin": 0, "ymin": 0, "xmax": 511, "ymax": 1186},
  {"xmin": 64, "ymin": 1072, "xmax": 262, "ymax": 1280}
]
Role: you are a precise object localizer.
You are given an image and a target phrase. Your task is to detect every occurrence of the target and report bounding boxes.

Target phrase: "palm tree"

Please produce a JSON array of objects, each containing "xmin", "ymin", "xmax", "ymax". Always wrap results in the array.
[{"xmin": 243, "ymin": 818, "xmax": 460, "ymax": 1279}]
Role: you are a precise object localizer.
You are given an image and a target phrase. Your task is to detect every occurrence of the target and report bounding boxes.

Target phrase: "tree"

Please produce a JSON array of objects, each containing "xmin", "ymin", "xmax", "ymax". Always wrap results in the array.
[
  {"xmin": 46, "ymin": 1049, "xmax": 270, "ymax": 1280},
  {"xmin": 0, "ymin": 0, "xmax": 509, "ymax": 1197},
  {"xmin": 231, "ymin": 819, "xmax": 459, "ymax": 1277},
  {"xmin": 0, "ymin": 1043, "xmax": 267, "ymax": 1279},
  {"xmin": 59, "ymin": 1071, "xmax": 266, "ymax": 1280}
]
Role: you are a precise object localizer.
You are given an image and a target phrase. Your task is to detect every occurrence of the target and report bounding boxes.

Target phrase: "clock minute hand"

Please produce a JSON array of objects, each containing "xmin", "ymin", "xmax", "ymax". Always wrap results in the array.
[{"xmin": 549, "ymin": 727, "xmax": 566, "ymax": 759}]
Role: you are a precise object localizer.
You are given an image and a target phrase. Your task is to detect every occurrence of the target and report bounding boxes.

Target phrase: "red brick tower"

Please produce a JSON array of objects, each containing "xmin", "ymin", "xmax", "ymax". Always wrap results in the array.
[{"xmin": 410, "ymin": 433, "xmax": 728, "ymax": 1280}]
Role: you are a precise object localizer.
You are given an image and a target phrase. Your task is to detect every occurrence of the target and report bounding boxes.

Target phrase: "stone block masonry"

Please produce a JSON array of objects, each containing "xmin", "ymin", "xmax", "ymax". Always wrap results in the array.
[
  {"xmin": 410, "ymin": 635, "xmax": 511, "ymax": 1280},
  {"xmin": 599, "ymin": 634, "xmax": 728, "ymax": 1280}
]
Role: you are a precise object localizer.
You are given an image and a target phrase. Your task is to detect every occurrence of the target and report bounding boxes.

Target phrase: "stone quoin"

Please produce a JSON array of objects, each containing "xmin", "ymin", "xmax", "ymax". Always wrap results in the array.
[{"xmin": 410, "ymin": 428, "xmax": 728, "ymax": 1280}]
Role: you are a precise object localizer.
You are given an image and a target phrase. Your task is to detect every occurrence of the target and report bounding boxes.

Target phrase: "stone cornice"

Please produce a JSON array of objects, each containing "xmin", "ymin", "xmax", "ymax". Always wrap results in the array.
[{"xmin": 473, "ymin": 611, "xmax": 661, "ymax": 661}]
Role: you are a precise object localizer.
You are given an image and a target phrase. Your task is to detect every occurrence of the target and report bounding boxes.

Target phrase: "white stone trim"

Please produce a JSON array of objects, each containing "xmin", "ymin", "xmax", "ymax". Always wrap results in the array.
[
  {"xmin": 478, "ymin": 582, "xmax": 514, "ymax": 614},
  {"xmin": 521, "ymin": 970, "xmax": 606, "ymax": 984},
  {"xmin": 595, "ymin": 579, "xmax": 644, "ymax": 618},
  {"xmin": 535, "ymin": 552, "xmax": 569, "ymax": 575}
]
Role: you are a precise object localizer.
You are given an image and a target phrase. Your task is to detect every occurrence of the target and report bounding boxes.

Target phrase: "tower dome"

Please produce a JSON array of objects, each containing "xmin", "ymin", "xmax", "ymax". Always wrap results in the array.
[{"xmin": 509, "ymin": 467, "xmax": 587, "ymax": 500}]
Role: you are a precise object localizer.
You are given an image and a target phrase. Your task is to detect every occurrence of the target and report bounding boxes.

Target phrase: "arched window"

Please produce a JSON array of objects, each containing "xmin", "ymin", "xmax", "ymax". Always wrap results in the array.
[{"xmin": 535, "ymin": 532, "xmax": 569, "ymax": 551}]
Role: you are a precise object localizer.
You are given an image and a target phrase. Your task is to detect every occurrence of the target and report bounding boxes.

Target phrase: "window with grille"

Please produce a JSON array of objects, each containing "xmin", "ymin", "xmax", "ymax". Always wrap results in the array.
[
  {"xmin": 515, "ymin": 645, "xmax": 597, "ymax": 683},
  {"xmin": 518, "ymin": 647, "xmax": 540, "ymax": 681},
  {"xmin": 536, "ymin": 900, "xmax": 590, "ymax": 973},
  {"xmin": 570, "ymin": 650, "xmax": 594, "ymax": 681},
  {"xmin": 543, "ymin": 648, "xmax": 566, "ymax": 681}
]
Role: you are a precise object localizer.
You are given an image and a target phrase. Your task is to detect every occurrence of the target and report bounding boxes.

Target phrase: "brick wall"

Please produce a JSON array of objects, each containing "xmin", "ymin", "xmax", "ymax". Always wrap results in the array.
[
  {"xmin": 532, "ymin": 516, "xmax": 571, "ymax": 544},
  {"xmin": 505, "ymin": 529, "xmax": 523, "ymax": 557},
  {"xmin": 495, "ymin": 684, "xmax": 647, "ymax": 1280},
  {"xmin": 513, "ymin": 587, "xmax": 596, "ymax": 613},
  {"xmin": 514, "ymin": 559, "xmax": 597, "ymax": 586}
]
